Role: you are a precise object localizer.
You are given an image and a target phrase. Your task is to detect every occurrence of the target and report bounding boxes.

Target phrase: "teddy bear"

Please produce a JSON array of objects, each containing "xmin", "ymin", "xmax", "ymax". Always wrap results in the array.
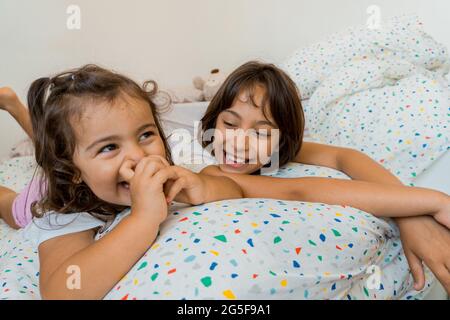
[
  {"xmin": 166, "ymin": 68, "xmax": 226, "ymax": 103},
  {"xmin": 193, "ymin": 68, "xmax": 226, "ymax": 101}
]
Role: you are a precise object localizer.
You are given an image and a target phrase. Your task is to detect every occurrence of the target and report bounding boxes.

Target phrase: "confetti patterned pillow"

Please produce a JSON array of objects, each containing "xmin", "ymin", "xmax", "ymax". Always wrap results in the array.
[
  {"xmin": 0, "ymin": 157, "xmax": 434, "ymax": 300},
  {"xmin": 103, "ymin": 165, "xmax": 434, "ymax": 300},
  {"xmin": 280, "ymin": 15, "xmax": 449, "ymax": 100},
  {"xmin": 281, "ymin": 15, "xmax": 449, "ymax": 185},
  {"xmin": 303, "ymin": 55, "xmax": 449, "ymax": 185}
]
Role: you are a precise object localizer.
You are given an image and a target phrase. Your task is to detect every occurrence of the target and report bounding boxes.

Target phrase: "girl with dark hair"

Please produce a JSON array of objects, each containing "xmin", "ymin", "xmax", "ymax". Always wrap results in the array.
[
  {"xmin": 195, "ymin": 61, "xmax": 448, "ymax": 225},
  {"xmin": 0, "ymin": 65, "xmax": 242, "ymax": 299},
  {"xmin": 193, "ymin": 61, "xmax": 450, "ymax": 293}
]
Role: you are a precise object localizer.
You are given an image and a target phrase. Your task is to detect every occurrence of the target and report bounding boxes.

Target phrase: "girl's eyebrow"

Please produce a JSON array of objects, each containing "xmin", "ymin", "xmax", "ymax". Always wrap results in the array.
[
  {"xmin": 85, "ymin": 123, "xmax": 157, "ymax": 151},
  {"xmin": 224, "ymin": 110, "xmax": 276, "ymax": 127},
  {"xmin": 224, "ymin": 109, "xmax": 242, "ymax": 119}
]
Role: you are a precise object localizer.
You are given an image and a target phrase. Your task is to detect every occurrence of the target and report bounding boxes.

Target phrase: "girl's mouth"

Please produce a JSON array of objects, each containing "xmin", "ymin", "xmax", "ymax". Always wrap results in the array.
[
  {"xmin": 119, "ymin": 181, "xmax": 130, "ymax": 190},
  {"xmin": 223, "ymin": 151, "xmax": 249, "ymax": 168}
]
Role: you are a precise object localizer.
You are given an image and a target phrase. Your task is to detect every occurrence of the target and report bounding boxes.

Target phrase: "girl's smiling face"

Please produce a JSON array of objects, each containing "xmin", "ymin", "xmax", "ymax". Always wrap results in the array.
[
  {"xmin": 72, "ymin": 93, "xmax": 166, "ymax": 206},
  {"xmin": 213, "ymin": 85, "xmax": 279, "ymax": 174}
]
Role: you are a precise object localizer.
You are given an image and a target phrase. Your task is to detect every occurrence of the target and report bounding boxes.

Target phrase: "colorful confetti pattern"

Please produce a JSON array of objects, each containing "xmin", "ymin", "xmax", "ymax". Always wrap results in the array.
[
  {"xmin": 0, "ymin": 156, "xmax": 436, "ymax": 300},
  {"xmin": 282, "ymin": 15, "xmax": 449, "ymax": 185}
]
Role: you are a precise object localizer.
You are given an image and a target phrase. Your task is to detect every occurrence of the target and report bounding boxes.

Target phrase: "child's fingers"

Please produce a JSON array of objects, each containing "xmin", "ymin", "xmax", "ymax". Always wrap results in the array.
[
  {"xmin": 404, "ymin": 248, "xmax": 425, "ymax": 291},
  {"xmin": 134, "ymin": 157, "xmax": 166, "ymax": 178},
  {"xmin": 152, "ymin": 155, "xmax": 170, "ymax": 167},
  {"xmin": 143, "ymin": 155, "xmax": 170, "ymax": 167},
  {"xmin": 119, "ymin": 159, "xmax": 137, "ymax": 182},
  {"xmin": 152, "ymin": 167, "xmax": 184, "ymax": 200},
  {"xmin": 433, "ymin": 265, "xmax": 450, "ymax": 294},
  {"xmin": 153, "ymin": 167, "xmax": 180, "ymax": 185},
  {"xmin": 165, "ymin": 177, "xmax": 188, "ymax": 203}
]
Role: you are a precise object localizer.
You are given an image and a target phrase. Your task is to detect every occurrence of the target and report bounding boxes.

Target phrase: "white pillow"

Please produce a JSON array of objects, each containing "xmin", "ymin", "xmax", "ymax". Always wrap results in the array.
[{"xmin": 280, "ymin": 15, "xmax": 449, "ymax": 100}]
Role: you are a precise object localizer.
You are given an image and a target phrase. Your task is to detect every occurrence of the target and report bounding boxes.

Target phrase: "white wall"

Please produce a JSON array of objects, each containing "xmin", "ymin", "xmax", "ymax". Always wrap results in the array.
[{"xmin": 1, "ymin": 0, "xmax": 449, "ymax": 158}]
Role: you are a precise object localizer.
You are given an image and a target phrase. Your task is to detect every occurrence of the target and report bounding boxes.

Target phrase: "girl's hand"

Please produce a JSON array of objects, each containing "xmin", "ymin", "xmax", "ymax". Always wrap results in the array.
[
  {"xmin": 124, "ymin": 156, "xmax": 171, "ymax": 223},
  {"xmin": 119, "ymin": 155, "xmax": 170, "ymax": 183},
  {"xmin": 433, "ymin": 195, "xmax": 450, "ymax": 229},
  {"xmin": 163, "ymin": 166, "xmax": 207, "ymax": 205},
  {"xmin": 0, "ymin": 87, "xmax": 20, "ymax": 112},
  {"xmin": 397, "ymin": 216, "xmax": 450, "ymax": 294}
]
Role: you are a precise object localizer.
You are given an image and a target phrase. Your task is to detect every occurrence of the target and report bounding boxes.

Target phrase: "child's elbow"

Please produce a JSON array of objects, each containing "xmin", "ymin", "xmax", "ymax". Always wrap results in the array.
[
  {"xmin": 40, "ymin": 283, "xmax": 69, "ymax": 300},
  {"xmin": 40, "ymin": 286, "xmax": 57, "ymax": 300}
]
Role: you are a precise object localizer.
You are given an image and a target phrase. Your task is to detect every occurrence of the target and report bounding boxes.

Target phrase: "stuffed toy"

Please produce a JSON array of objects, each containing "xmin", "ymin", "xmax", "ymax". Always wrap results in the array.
[
  {"xmin": 166, "ymin": 68, "xmax": 226, "ymax": 103},
  {"xmin": 193, "ymin": 68, "xmax": 226, "ymax": 101}
]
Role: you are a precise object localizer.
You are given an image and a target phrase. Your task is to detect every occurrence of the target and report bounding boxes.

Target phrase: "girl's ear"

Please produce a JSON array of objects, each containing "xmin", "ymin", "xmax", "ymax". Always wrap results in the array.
[
  {"xmin": 73, "ymin": 177, "xmax": 83, "ymax": 184},
  {"xmin": 72, "ymin": 173, "xmax": 83, "ymax": 184},
  {"xmin": 71, "ymin": 166, "xmax": 83, "ymax": 184}
]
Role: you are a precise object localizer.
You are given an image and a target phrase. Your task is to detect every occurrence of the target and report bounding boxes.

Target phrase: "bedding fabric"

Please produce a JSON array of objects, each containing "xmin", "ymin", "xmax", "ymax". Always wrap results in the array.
[
  {"xmin": 0, "ymin": 156, "xmax": 434, "ymax": 300},
  {"xmin": 281, "ymin": 15, "xmax": 450, "ymax": 185}
]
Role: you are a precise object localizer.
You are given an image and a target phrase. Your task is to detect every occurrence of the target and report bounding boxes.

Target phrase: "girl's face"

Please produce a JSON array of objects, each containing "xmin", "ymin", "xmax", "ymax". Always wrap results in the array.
[
  {"xmin": 72, "ymin": 93, "xmax": 166, "ymax": 206},
  {"xmin": 213, "ymin": 85, "xmax": 278, "ymax": 174}
]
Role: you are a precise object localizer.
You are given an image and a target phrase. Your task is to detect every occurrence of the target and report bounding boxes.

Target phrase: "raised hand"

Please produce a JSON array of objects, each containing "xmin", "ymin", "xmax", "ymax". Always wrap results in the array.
[{"xmin": 124, "ymin": 155, "xmax": 171, "ymax": 224}]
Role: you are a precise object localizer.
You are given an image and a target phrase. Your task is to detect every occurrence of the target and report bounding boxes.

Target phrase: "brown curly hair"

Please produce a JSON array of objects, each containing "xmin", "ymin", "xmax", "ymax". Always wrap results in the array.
[{"xmin": 27, "ymin": 64, "xmax": 172, "ymax": 220}]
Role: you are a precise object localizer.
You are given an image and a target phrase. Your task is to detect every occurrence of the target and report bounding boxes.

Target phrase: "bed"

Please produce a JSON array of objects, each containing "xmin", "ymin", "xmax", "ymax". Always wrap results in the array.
[
  {"xmin": 0, "ymin": 156, "xmax": 438, "ymax": 300},
  {"xmin": 1, "ymin": 15, "xmax": 449, "ymax": 300}
]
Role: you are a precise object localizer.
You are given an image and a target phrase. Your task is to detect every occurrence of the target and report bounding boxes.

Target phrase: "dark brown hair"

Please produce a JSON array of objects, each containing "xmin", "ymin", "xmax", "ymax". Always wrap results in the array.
[
  {"xmin": 27, "ymin": 64, "xmax": 172, "ymax": 220},
  {"xmin": 200, "ymin": 61, "xmax": 305, "ymax": 169}
]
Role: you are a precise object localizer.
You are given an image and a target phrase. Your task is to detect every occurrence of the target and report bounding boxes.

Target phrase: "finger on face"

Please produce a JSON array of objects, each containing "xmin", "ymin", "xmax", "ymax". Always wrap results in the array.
[
  {"xmin": 133, "ymin": 156, "xmax": 161, "ymax": 176},
  {"xmin": 119, "ymin": 159, "xmax": 137, "ymax": 182},
  {"xmin": 146, "ymin": 155, "xmax": 170, "ymax": 167},
  {"xmin": 143, "ymin": 161, "xmax": 167, "ymax": 179}
]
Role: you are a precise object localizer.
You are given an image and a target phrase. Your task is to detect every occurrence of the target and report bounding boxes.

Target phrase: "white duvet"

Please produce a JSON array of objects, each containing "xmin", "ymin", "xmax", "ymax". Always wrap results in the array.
[{"xmin": 282, "ymin": 15, "xmax": 449, "ymax": 185}]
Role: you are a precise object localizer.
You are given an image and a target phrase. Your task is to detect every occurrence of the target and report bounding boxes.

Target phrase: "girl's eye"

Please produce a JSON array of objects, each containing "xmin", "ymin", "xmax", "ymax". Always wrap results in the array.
[
  {"xmin": 99, "ymin": 144, "xmax": 117, "ymax": 154},
  {"xmin": 223, "ymin": 121, "xmax": 236, "ymax": 128},
  {"xmin": 250, "ymin": 129, "xmax": 272, "ymax": 138},
  {"xmin": 139, "ymin": 131, "xmax": 154, "ymax": 141},
  {"xmin": 256, "ymin": 130, "xmax": 271, "ymax": 138}
]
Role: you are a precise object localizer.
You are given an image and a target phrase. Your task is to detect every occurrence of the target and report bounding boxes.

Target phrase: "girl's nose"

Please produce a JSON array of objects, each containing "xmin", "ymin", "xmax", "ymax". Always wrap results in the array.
[
  {"xmin": 233, "ymin": 130, "xmax": 251, "ymax": 152},
  {"xmin": 126, "ymin": 144, "xmax": 145, "ymax": 163},
  {"xmin": 225, "ymin": 130, "xmax": 251, "ymax": 159}
]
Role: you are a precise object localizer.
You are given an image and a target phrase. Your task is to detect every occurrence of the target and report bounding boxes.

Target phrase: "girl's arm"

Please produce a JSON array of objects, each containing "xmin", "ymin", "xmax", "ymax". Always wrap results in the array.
[
  {"xmin": 39, "ymin": 213, "xmax": 161, "ymax": 300},
  {"xmin": 296, "ymin": 141, "xmax": 401, "ymax": 185},
  {"xmin": 198, "ymin": 173, "xmax": 244, "ymax": 203},
  {"xmin": 295, "ymin": 141, "xmax": 450, "ymax": 290},
  {"xmin": 0, "ymin": 87, "xmax": 33, "ymax": 139},
  {"xmin": 0, "ymin": 186, "xmax": 20, "ymax": 229},
  {"xmin": 40, "ymin": 156, "xmax": 173, "ymax": 299},
  {"xmin": 164, "ymin": 166, "xmax": 244, "ymax": 205},
  {"xmin": 201, "ymin": 166, "xmax": 449, "ymax": 223}
]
